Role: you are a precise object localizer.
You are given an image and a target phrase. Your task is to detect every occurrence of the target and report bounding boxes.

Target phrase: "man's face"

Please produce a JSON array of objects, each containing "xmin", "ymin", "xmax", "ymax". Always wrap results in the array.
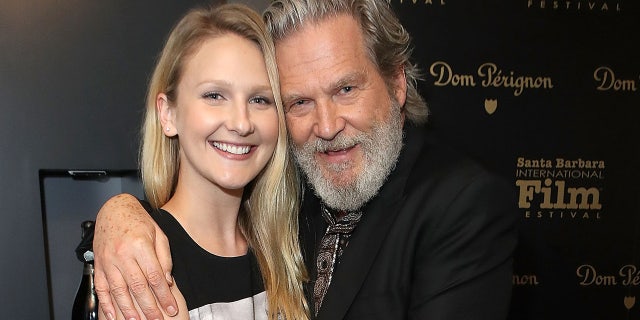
[{"xmin": 276, "ymin": 14, "xmax": 407, "ymax": 211}]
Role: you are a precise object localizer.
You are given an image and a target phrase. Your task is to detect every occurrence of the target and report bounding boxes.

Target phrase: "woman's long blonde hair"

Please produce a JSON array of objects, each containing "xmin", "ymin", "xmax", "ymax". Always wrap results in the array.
[{"xmin": 139, "ymin": 4, "xmax": 309, "ymax": 319}]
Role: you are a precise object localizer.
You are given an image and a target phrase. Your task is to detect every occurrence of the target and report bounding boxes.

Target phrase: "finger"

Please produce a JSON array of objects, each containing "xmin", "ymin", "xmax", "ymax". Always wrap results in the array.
[
  {"xmin": 117, "ymin": 255, "xmax": 166, "ymax": 320},
  {"xmin": 146, "ymin": 230, "xmax": 178, "ymax": 316},
  {"xmin": 103, "ymin": 261, "xmax": 143, "ymax": 320},
  {"xmin": 109, "ymin": 292, "xmax": 128, "ymax": 320},
  {"xmin": 94, "ymin": 267, "xmax": 117, "ymax": 320}
]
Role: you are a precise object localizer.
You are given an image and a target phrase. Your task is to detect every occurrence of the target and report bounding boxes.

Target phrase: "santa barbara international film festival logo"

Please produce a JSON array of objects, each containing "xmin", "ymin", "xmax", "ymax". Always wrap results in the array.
[{"xmin": 516, "ymin": 157, "xmax": 604, "ymax": 221}]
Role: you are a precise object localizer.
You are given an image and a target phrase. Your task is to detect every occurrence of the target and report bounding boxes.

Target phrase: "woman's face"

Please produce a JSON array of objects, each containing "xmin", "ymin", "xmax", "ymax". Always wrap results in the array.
[{"xmin": 159, "ymin": 33, "xmax": 279, "ymax": 192}]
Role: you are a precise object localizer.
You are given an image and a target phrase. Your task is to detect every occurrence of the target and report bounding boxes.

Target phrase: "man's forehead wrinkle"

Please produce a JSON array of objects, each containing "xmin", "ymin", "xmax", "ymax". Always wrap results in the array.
[
  {"xmin": 278, "ymin": 56, "xmax": 351, "ymax": 98},
  {"xmin": 277, "ymin": 39, "xmax": 348, "ymax": 67},
  {"xmin": 334, "ymin": 68, "xmax": 367, "ymax": 85},
  {"xmin": 279, "ymin": 52, "xmax": 333, "ymax": 72},
  {"xmin": 280, "ymin": 66, "xmax": 359, "ymax": 101}
]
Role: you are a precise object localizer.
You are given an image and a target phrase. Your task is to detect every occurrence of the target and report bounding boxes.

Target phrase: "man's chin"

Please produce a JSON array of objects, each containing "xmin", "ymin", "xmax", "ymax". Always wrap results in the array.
[{"xmin": 321, "ymin": 170, "xmax": 358, "ymax": 189}]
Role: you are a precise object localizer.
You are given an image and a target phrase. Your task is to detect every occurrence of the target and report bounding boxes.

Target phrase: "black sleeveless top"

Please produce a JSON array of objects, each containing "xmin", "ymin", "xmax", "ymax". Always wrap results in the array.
[{"xmin": 150, "ymin": 209, "xmax": 266, "ymax": 318}]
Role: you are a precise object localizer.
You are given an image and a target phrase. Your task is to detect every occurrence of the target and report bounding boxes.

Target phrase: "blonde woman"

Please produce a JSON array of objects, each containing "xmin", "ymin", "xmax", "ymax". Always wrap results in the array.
[{"xmin": 101, "ymin": 4, "xmax": 308, "ymax": 320}]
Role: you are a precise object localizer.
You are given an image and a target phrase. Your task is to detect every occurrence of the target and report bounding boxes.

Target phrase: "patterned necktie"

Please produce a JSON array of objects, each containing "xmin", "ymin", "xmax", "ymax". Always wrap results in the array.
[{"xmin": 313, "ymin": 205, "xmax": 362, "ymax": 315}]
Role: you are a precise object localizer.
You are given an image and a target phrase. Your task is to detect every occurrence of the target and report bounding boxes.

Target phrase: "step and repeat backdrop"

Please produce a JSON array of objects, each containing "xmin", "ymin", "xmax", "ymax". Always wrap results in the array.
[{"xmin": 390, "ymin": 1, "xmax": 640, "ymax": 319}]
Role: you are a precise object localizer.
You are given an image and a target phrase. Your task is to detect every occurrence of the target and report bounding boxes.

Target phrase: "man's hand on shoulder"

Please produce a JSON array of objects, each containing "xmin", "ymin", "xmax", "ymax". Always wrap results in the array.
[{"xmin": 93, "ymin": 193, "xmax": 177, "ymax": 320}]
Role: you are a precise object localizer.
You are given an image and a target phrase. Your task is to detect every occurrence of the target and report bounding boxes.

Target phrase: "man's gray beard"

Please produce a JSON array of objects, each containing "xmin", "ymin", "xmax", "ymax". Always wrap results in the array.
[{"xmin": 292, "ymin": 101, "xmax": 404, "ymax": 212}]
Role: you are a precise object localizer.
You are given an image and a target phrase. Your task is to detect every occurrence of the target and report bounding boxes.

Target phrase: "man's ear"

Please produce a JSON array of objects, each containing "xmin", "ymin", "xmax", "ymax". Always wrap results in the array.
[
  {"xmin": 392, "ymin": 66, "xmax": 408, "ymax": 107},
  {"xmin": 157, "ymin": 93, "xmax": 177, "ymax": 137}
]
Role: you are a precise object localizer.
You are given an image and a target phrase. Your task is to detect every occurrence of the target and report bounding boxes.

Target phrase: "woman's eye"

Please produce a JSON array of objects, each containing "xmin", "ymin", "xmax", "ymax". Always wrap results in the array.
[
  {"xmin": 250, "ymin": 96, "xmax": 272, "ymax": 105},
  {"xmin": 203, "ymin": 92, "xmax": 222, "ymax": 100}
]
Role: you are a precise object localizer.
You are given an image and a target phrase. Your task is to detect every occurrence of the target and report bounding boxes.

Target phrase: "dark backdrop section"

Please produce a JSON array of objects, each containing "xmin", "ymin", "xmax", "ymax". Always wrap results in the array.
[
  {"xmin": 392, "ymin": 1, "xmax": 640, "ymax": 319},
  {"xmin": 0, "ymin": 1, "xmax": 214, "ymax": 319}
]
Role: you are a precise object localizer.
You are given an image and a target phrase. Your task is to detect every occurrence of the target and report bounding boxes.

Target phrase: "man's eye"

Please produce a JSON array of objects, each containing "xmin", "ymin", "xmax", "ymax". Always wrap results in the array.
[
  {"xmin": 290, "ymin": 99, "xmax": 308, "ymax": 107},
  {"xmin": 340, "ymin": 86, "xmax": 354, "ymax": 94},
  {"xmin": 286, "ymin": 99, "xmax": 309, "ymax": 113}
]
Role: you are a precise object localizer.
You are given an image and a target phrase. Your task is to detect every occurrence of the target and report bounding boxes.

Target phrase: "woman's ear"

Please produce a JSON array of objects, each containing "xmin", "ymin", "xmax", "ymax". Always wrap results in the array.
[{"xmin": 157, "ymin": 93, "xmax": 177, "ymax": 137}]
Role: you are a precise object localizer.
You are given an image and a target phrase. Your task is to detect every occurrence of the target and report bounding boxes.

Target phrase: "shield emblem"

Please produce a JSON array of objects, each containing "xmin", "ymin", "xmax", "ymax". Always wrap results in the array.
[
  {"xmin": 624, "ymin": 296, "xmax": 636, "ymax": 310},
  {"xmin": 484, "ymin": 98, "xmax": 497, "ymax": 115}
]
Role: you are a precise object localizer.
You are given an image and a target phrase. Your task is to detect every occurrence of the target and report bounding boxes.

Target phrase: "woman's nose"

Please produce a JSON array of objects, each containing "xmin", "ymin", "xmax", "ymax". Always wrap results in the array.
[{"xmin": 226, "ymin": 102, "xmax": 254, "ymax": 136}]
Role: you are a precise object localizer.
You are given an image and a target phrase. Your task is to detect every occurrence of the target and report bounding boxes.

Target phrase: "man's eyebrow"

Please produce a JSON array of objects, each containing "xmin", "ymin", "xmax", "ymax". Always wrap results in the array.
[
  {"xmin": 281, "ymin": 70, "xmax": 368, "ymax": 103},
  {"xmin": 329, "ymin": 70, "xmax": 366, "ymax": 91}
]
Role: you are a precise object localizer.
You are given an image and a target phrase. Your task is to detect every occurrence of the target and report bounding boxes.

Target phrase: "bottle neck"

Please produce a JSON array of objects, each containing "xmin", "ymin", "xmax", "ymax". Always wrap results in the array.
[{"xmin": 83, "ymin": 262, "xmax": 94, "ymax": 276}]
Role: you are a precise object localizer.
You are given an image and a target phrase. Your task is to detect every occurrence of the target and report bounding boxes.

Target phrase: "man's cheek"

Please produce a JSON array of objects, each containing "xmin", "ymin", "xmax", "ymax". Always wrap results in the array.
[{"xmin": 284, "ymin": 121, "xmax": 309, "ymax": 147}]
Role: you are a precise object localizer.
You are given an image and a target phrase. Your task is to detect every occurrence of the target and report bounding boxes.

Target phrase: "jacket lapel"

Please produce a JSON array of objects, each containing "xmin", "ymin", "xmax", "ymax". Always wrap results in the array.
[
  {"xmin": 316, "ymin": 191, "xmax": 404, "ymax": 319},
  {"xmin": 299, "ymin": 189, "xmax": 325, "ymax": 310},
  {"xmin": 315, "ymin": 125, "xmax": 425, "ymax": 320}
]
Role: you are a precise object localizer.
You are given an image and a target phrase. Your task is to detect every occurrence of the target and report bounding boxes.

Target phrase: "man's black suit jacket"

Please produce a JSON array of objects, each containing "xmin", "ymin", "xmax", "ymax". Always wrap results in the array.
[{"xmin": 299, "ymin": 124, "xmax": 518, "ymax": 320}]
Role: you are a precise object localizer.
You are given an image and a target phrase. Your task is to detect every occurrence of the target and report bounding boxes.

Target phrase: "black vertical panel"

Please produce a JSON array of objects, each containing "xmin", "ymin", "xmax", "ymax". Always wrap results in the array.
[{"xmin": 391, "ymin": 1, "xmax": 640, "ymax": 319}]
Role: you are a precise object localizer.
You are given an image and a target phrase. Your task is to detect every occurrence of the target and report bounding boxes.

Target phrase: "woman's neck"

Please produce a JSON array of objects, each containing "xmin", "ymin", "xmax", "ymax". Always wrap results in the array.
[{"xmin": 162, "ymin": 177, "xmax": 248, "ymax": 257}]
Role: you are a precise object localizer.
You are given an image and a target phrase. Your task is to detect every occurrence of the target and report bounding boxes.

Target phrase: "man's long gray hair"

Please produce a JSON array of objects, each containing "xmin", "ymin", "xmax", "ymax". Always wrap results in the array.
[{"xmin": 264, "ymin": 0, "xmax": 429, "ymax": 124}]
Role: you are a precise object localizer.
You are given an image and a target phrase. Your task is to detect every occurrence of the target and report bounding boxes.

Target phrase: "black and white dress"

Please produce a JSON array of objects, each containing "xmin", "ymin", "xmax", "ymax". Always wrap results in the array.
[{"xmin": 151, "ymin": 209, "xmax": 267, "ymax": 320}]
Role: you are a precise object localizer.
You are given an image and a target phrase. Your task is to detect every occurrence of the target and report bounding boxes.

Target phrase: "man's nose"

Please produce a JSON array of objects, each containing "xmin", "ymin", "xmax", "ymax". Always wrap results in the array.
[{"xmin": 312, "ymin": 100, "xmax": 345, "ymax": 141}]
